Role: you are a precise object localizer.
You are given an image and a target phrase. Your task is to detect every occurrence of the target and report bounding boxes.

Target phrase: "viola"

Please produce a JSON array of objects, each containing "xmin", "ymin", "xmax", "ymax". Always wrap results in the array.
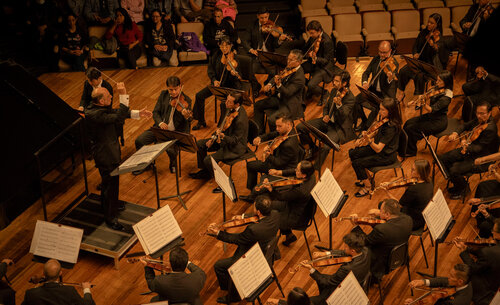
[
  {"xmin": 334, "ymin": 216, "xmax": 386, "ymax": 226},
  {"xmin": 261, "ymin": 20, "xmax": 293, "ymax": 41},
  {"xmin": 170, "ymin": 86, "xmax": 193, "ymax": 121},
  {"xmin": 200, "ymin": 215, "xmax": 262, "ymax": 236},
  {"xmin": 408, "ymin": 86, "xmax": 445, "ymax": 110},
  {"xmin": 289, "ymin": 254, "xmax": 353, "ymax": 273},
  {"xmin": 444, "ymin": 237, "xmax": 497, "ymax": 247},
  {"xmin": 371, "ymin": 177, "xmax": 422, "ymax": 194},
  {"xmin": 255, "ymin": 176, "xmax": 304, "ymax": 191},
  {"xmin": 220, "ymin": 51, "xmax": 242, "ymax": 80},
  {"xmin": 127, "ymin": 258, "xmax": 172, "ymax": 273},
  {"xmin": 408, "ymin": 287, "xmax": 456, "ymax": 305},
  {"xmin": 29, "ymin": 275, "xmax": 95, "ymax": 288},
  {"xmin": 262, "ymin": 131, "xmax": 293, "ymax": 159},
  {"xmin": 355, "ymin": 117, "xmax": 389, "ymax": 147},
  {"xmin": 210, "ymin": 109, "xmax": 239, "ymax": 143},
  {"xmin": 461, "ymin": 122, "xmax": 488, "ymax": 154}
]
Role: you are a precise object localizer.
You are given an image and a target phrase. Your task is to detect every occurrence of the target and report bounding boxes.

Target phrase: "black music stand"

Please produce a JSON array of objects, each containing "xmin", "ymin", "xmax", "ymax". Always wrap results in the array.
[
  {"xmin": 422, "ymin": 133, "xmax": 449, "ymax": 184},
  {"xmin": 245, "ymin": 276, "xmax": 275, "ymax": 305},
  {"xmin": 356, "ymin": 84, "xmax": 383, "ymax": 109},
  {"xmin": 257, "ymin": 51, "xmax": 287, "ymax": 75},
  {"xmin": 452, "ymin": 30, "xmax": 470, "ymax": 77},
  {"xmin": 208, "ymin": 85, "xmax": 253, "ymax": 111},
  {"xmin": 417, "ymin": 219, "xmax": 455, "ymax": 278},
  {"xmin": 151, "ymin": 128, "xmax": 196, "ymax": 210},
  {"xmin": 403, "ymin": 55, "xmax": 439, "ymax": 82},
  {"xmin": 299, "ymin": 119, "xmax": 340, "ymax": 174},
  {"xmin": 211, "ymin": 157, "xmax": 238, "ymax": 242}
]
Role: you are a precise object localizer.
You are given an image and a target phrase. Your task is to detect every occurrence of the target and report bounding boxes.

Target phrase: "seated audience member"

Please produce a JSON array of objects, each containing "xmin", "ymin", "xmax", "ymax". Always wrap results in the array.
[
  {"xmin": 22, "ymin": 259, "xmax": 95, "ymax": 305},
  {"xmin": 145, "ymin": 0, "xmax": 173, "ymax": 21},
  {"xmin": 203, "ymin": 8, "xmax": 236, "ymax": 54},
  {"xmin": 0, "ymin": 258, "xmax": 15, "ymax": 305},
  {"xmin": 105, "ymin": 8, "xmax": 143, "ymax": 69},
  {"xmin": 121, "ymin": 0, "xmax": 145, "ymax": 24},
  {"xmin": 84, "ymin": 0, "xmax": 119, "ymax": 25},
  {"xmin": 141, "ymin": 246, "xmax": 206, "ymax": 304},
  {"xmin": 59, "ymin": 13, "xmax": 88, "ymax": 71},
  {"xmin": 145, "ymin": 9, "xmax": 178, "ymax": 66},
  {"xmin": 174, "ymin": 0, "xmax": 210, "ymax": 23}
]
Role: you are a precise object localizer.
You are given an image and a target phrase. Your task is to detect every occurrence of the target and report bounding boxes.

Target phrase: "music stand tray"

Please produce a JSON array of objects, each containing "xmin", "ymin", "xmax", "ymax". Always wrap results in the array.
[
  {"xmin": 208, "ymin": 85, "xmax": 252, "ymax": 106},
  {"xmin": 452, "ymin": 30, "xmax": 469, "ymax": 52},
  {"xmin": 299, "ymin": 119, "xmax": 341, "ymax": 151},
  {"xmin": 402, "ymin": 55, "xmax": 439, "ymax": 82},
  {"xmin": 356, "ymin": 84, "xmax": 383, "ymax": 109},
  {"xmin": 422, "ymin": 133, "xmax": 449, "ymax": 183},
  {"xmin": 257, "ymin": 50, "xmax": 287, "ymax": 71}
]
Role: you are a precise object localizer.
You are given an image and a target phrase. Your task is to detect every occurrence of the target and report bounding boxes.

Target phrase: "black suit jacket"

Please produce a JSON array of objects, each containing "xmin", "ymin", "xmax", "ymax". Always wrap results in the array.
[
  {"xmin": 203, "ymin": 18, "xmax": 236, "ymax": 52},
  {"xmin": 310, "ymin": 247, "xmax": 371, "ymax": 291},
  {"xmin": 399, "ymin": 182, "xmax": 434, "ymax": 230},
  {"xmin": 79, "ymin": 80, "xmax": 114, "ymax": 109},
  {"xmin": 460, "ymin": 244, "xmax": 500, "ymax": 305},
  {"xmin": 21, "ymin": 282, "xmax": 95, "ymax": 305},
  {"xmin": 457, "ymin": 117, "xmax": 498, "ymax": 158},
  {"xmin": 323, "ymin": 88, "xmax": 356, "ymax": 143},
  {"xmin": 0, "ymin": 262, "xmax": 15, "ymax": 305},
  {"xmin": 412, "ymin": 29, "xmax": 449, "ymax": 70},
  {"xmin": 428, "ymin": 278, "xmax": 473, "ymax": 305},
  {"xmin": 85, "ymin": 103, "xmax": 131, "ymax": 170},
  {"xmin": 144, "ymin": 262, "xmax": 206, "ymax": 305},
  {"xmin": 260, "ymin": 130, "xmax": 300, "ymax": 170},
  {"xmin": 217, "ymin": 210, "xmax": 280, "ymax": 259},
  {"xmin": 459, "ymin": 4, "xmax": 488, "ymax": 32},
  {"xmin": 303, "ymin": 32, "xmax": 336, "ymax": 77},
  {"xmin": 361, "ymin": 55, "xmax": 398, "ymax": 98},
  {"xmin": 353, "ymin": 214, "xmax": 413, "ymax": 276},
  {"xmin": 208, "ymin": 49, "xmax": 242, "ymax": 89},
  {"xmin": 241, "ymin": 19, "xmax": 280, "ymax": 53},
  {"xmin": 152, "ymin": 91, "xmax": 192, "ymax": 133},
  {"xmin": 268, "ymin": 66, "xmax": 306, "ymax": 119},
  {"xmin": 218, "ymin": 107, "xmax": 249, "ymax": 159}
]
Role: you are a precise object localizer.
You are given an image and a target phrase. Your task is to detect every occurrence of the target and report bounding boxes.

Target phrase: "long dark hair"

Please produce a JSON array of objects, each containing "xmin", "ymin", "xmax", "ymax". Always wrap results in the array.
[
  {"xmin": 116, "ymin": 7, "xmax": 133, "ymax": 31},
  {"xmin": 438, "ymin": 70, "xmax": 453, "ymax": 90},
  {"xmin": 414, "ymin": 159, "xmax": 431, "ymax": 183},
  {"xmin": 287, "ymin": 287, "xmax": 311, "ymax": 305},
  {"xmin": 382, "ymin": 98, "xmax": 402, "ymax": 130},
  {"xmin": 428, "ymin": 13, "xmax": 443, "ymax": 34}
]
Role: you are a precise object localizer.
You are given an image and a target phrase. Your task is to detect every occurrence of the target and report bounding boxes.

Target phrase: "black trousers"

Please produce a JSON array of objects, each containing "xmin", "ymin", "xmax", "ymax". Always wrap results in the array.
[
  {"xmin": 398, "ymin": 65, "xmax": 426, "ymax": 95},
  {"xmin": 297, "ymin": 119, "xmax": 342, "ymax": 169},
  {"xmin": 135, "ymin": 128, "xmax": 178, "ymax": 166},
  {"xmin": 193, "ymin": 86, "xmax": 213, "ymax": 123},
  {"xmin": 253, "ymin": 96, "xmax": 280, "ymax": 133},
  {"xmin": 270, "ymin": 200, "xmax": 293, "ymax": 235},
  {"xmin": 472, "ymin": 180, "xmax": 500, "ymax": 238},
  {"xmin": 349, "ymin": 146, "xmax": 396, "ymax": 181},
  {"xmin": 0, "ymin": 282, "xmax": 15, "ymax": 305},
  {"xmin": 98, "ymin": 166, "xmax": 120, "ymax": 223},
  {"xmin": 439, "ymin": 148, "xmax": 475, "ymax": 191},
  {"xmin": 246, "ymin": 160, "xmax": 272, "ymax": 190},
  {"xmin": 354, "ymin": 90, "xmax": 383, "ymax": 129},
  {"xmin": 302, "ymin": 63, "xmax": 329, "ymax": 97},
  {"xmin": 214, "ymin": 256, "xmax": 240, "ymax": 301},
  {"xmin": 196, "ymin": 138, "xmax": 225, "ymax": 176},
  {"xmin": 117, "ymin": 44, "xmax": 142, "ymax": 69},
  {"xmin": 403, "ymin": 116, "xmax": 447, "ymax": 155}
]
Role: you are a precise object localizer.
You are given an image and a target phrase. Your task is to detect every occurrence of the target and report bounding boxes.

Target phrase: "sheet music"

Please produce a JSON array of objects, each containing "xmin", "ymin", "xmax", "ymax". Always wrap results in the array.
[
  {"xmin": 211, "ymin": 157, "xmax": 236, "ymax": 201},
  {"xmin": 422, "ymin": 189, "xmax": 453, "ymax": 241},
  {"xmin": 119, "ymin": 141, "xmax": 173, "ymax": 170},
  {"xmin": 133, "ymin": 204, "xmax": 182, "ymax": 255},
  {"xmin": 489, "ymin": 290, "xmax": 500, "ymax": 305},
  {"xmin": 30, "ymin": 220, "xmax": 84, "ymax": 264},
  {"xmin": 229, "ymin": 243, "xmax": 272, "ymax": 299},
  {"xmin": 311, "ymin": 168, "xmax": 344, "ymax": 217},
  {"xmin": 326, "ymin": 271, "xmax": 369, "ymax": 305}
]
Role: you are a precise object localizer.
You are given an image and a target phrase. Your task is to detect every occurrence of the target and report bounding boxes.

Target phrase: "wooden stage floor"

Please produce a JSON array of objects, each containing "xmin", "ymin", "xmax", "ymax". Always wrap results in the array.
[{"xmin": 1, "ymin": 55, "xmax": 498, "ymax": 305}]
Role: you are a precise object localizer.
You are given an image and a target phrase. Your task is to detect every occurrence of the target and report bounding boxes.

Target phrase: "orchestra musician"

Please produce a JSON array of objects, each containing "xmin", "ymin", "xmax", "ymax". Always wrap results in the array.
[
  {"xmin": 266, "ymin": 287, "xmax": 312, "ymax": 305},
  {"xmin": 140, "ymin": 246, "xmax": 206, "ymax": 304},
  {"xmin": 207, "ymin": 195, "xmax": 280, "ymax": 304},
  {"xmin": 405, "ymin": 264, "xmax": 472, "ymax": 305},
  {"xmin": 350, "ymin": 199, "xmax": 413, "ymax": 278},
  {"xmin": 300, "ymin": 233, "xmax": 370, "ymax": 305},
  {"xmin": 403, "ymin": 70, "xmax": 453, "ymax": 157},
  {"xmin": 0, "ymin": 258, "xmax": 15, "ymax": 305},
  {"xmin": 189, "ymin": 93, "xmax": 248, "ymax": 182},
  {"xmin": 378, "ymin": 159, "xmax": 433, "ymax": 231},
  {"xmin": 459, "ymin": 0, "xmax": 494, "ymax": 36},
  {"xmin": 241, "ymin": 113, "xmax": 300, "ymax": 201},
  {"xmin": 192, "ymin": 35, "xmax": 242, "ymax": 130},
  {"xmin": 252, "ymin": 160, "xmax": 316, "ymax": 246},
  {"xmin": 297, "ymin": 70, "xmax": 356, "ymax": 169},
  {"xmin": 253, "ymin": 49, "xmax": 306, "ymax": 132},
  {"xmin": 134, "ymin": 76, "xmax": 192, "ymax": 174},
  {"xmin": 21, "ymin": 259, "xmax": 95, "ymax": 305},
  {"xmin": 396, "ymin": 13, "xmax": 450, "ymax": 102},
  {"xmin": 355, "ymin": 41, "xmax": 398, "ymax": 131},
  {"xmin": 453, "ymin": 219, "xmax": 500, "ymax": 305},
  {"xmin": 349, "ymin": 98, "xmax": 402, "ymax": 197},
  {"xmin": 461, "ymin": 66, "xmax": 500, "ymax": 112},
  {"xmin": 302, "ymin": 20, "xmax": 339, "ymax": 105},
  {"xmin": 85, "ymin": 82, "xmax": 152, "ymax": 231},
  {"xmin": 438, "ymin": 101, "xmax": 498, "ymax": 200}
]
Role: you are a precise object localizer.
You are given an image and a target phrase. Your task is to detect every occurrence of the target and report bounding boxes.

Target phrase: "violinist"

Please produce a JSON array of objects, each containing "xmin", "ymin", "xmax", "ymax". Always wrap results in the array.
[
  {"xmin": 192, "ymin": 35, "xmax": 242, "ymax": 130},
  {"xmin": 349, "ymin": 98, "xmax": 402, "ymax": 197},
  {"xmin": 0, "ymin": 258, "xmax": 15, "ymax": 305},
  {"xmin": 378, "ymin": 159, "xmax": 433, "ymax": 230},
  {"xmin": 253, "ymin": 49, "xmax": 306, "ymax": 132},
  {"xmin": 396, "ymin": 13, "xmax": 450, "ymax": 102},
  {"xmin": 460, "ymin": 0, "xmax": 493, "ymax": 36},
  {"xmin": 297, "ymin": 70, "xmax": 356, "ymax": 170},
  {"xmin": 404, "ymin": 70, "xmax": 453, "ymax": 157},
  {"xmin": 241, "ymin": 113, "xmax": 300, "ymax": 201},
  {"xmin": 250, "ymin": 161, "xmax": 316, "ymax": 246},
  {"xmin": 140, "ymin": 246, "xmax": 206, "ymax": 304},
  {"xmin": 350, "ymin": 199, "xmax": 413, "ymax": 277},
  {"xmin": 439, "ymin": 101, "xmax": 498, "ymax": 200},
  {"xmin": 134, "ymin": 76, "xmax": 192, "ymax": 174},
  {"xmin": 189, "ymin": 93, "xmax": 248, "ymax": 181},
  {"xmin": 405, "ymin": 264, "xmax": 472, "ymax": 305},
  {"xmin": 207, "ymin": 195, "xmax": 280, "ymax": 304},
  {"xmin": 22, "ymin": 259, "xmax": 95, "ymax": 305},
  {"xmin": 462, "ymin": 67, "xmax": 500, "ymax": 116},
  {"xmin": 302, "ymin": 20, "xmax": 339, "ymax": 105},
  {"xmin": 300, "ymin": 232, "xmax": 370, "ymax": 305},
  {"xmin": 453, "ymin": 219, "xmax": 500, "ymax": 305},
  {"xmin": 355, "ymin": 41, "xmax": 398, "ymax": 131}
]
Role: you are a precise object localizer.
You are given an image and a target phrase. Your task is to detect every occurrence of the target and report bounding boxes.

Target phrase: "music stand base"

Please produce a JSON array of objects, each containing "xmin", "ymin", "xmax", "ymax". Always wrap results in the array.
[{"xmin": 160, "ymin": 190, "xmax": 192, "ymax": 210}]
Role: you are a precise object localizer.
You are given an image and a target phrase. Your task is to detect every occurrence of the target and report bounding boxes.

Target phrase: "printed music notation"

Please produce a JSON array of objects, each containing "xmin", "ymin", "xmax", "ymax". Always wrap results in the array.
[
  {"xmin": 326, "ymin": 271, "xmax": 369, "ymax": 305},
  {"xmin": 211, "ymin": 156, "xmax": 237, "ymax": 201},
  {"xmin": 30, "ymin": 220, "xmax": 84, "ymax": 264},
  {"xmin": 117, "ymin": 141, "xmax": 174, "ymax": 173},
  {"xmin": 422, "ymin": 189, "xmax": 453, "ymax": 241},
  {"xmin": 311, "ymin": 168, "xmax": 344, "ymax": 217}
]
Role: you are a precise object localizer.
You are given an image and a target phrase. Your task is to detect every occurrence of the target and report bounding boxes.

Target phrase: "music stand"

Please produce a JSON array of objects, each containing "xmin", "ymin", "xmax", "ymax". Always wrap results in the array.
[
  {"xmin": 151, "ymin": 127, "xmax": 196, "ymax": 210},
  {"xmin": 452, "ymin": 30, "xmax": 470, "ymax": 76},
  {"xmin": 211, "ymin": 157, "xmax": 237, "ymax": 239},
  {"xmin": 422, "ymin": 133, "xmax": 449, "ymax": 184},
  {"xmin": 208, "ymin": 85, "xmax": 252, "ymax": 110},
  {"xmin": 356, "ymin": 84, "xmax": 383, "ymax": 109},
  {"xmin": 402, "ymin": 55, "xmax": 439, "ymax": 82},
  {"xmin": 299, "ymin": 119, "xmax": 340, "ymax": 174},
  {"xmin": 257, "ymin": 51, "xmax": 287, "ymax": 75}
]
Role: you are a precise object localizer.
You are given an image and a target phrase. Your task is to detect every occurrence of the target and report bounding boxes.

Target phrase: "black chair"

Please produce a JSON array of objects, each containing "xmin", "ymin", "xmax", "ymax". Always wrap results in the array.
[
  {"xmin": 263, "ymin": 235, "xmax": 285, "ymax": 298},
  {"xmin": 372, "ymin": 242, "xmax": 412, "ymax": 304},
  {"xmin": 235, "ymin": 54, "xmax": 255, "ymax": 106},
  {"xmin": 410, "ymin": 226, "xmax": 429, "ymax": 268},
  {"xmin": 461, "ymin": 96, "xmax": 474, "ymax": 123},
  {"xmin": 367, "ymin": 129, "xmax": 408, "ymax": 194},
  {"xmin": 222, "ymin": 119, "xmax": 259, "ymax": 178},
  {"xmin": 335, "ymin": 40, "xmax": 348, "ymax": 70},
  {"xmin": 291, "ymin": 196, "xmax": 321, "ymax": 259},
  {"xmin": 429, "ymin": 117, "xmax": 462, "ymax": 153}
]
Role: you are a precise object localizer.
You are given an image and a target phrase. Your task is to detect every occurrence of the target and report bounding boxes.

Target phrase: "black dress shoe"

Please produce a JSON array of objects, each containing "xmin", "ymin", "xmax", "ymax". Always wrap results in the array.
[
  {"xmin": 355, "ymin": 181, "xmax": 365, "ymax": 187},
  {"xmin": 105, "ymin": 220, "xmax": 125, "ymax": 231},
  {"xmin": 282, "ymin": 234, "xmax": 298, "ymax": 246},
  {"xmin": 169, "ymin": 166, "xmax": 176, "ymax": 174},
  {"xmin": 355, "ymin": 190, "xmax": 369, "ymax": 198},
  {"xmin": 192, "ymin": 122, "xmax": 207, "ymax": 130},
  {"xmin": 213, "ymin": 187, "xmax": 222, "ymax": 193},
  {"xmin": 239, "ymin": 195, "xmax": 254, "ymax": 203},
  {"xmin": 189, "ymin": 170, "xmax": 210, "ymax": 179}
]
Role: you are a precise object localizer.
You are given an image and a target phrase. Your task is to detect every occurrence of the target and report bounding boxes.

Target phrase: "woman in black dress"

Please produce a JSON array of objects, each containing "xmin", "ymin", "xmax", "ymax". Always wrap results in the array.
[{"xmin": 349, "ymin": 98, "xmax": 402, "ymax": 197}]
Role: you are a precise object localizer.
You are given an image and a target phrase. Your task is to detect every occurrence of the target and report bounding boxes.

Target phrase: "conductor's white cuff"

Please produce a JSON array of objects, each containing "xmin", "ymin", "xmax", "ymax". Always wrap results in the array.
[
  {"xmin": 131, "ymin": 110, "xmax": 140, "ymax": 120},
  {"xmin": 120, "ymin": 95, "xmax": 130, "ymax": 107}
]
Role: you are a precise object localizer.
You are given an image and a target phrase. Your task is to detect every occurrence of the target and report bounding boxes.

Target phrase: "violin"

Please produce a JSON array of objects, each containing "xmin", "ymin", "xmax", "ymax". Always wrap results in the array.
[
  {"xmin": 220, "ymin": 51, "xmax": 242, "ymax": 80},
  {"xmin": 262, "ymin": 131, "xmax": 292, "ymax": 160},
  {"xmin": 470, "ymin": 200, "xmax": 500, "ymax": 217},
  {"xmin": 261, "ymin": 20, "xmax": 293, "ymax": 41},
  {"xmin": 210, "ymin": 109, "xmax": 239, "ymax": 143},
  {"xmin": 418, "ymin": 15, "xmax": 442, "ymax": 57},
  {"xmin": 334, "ymin": 216, "xmax": 386, "ymax": 226},
  {"xmin": 29, "ymin": 275, "xmax": 96, "ymax": 288},
  {"xmin": 170, "ymin": 86, "xmax": 193, "ymax": 121},
  {"xmin": 408, "ymin": 85, "xmax": 445, "ymax": 110},
  {"xmin": 369, "ymin": 52, "xmax": 398, "ymax": 87},
  {"xmin": 127, "ymin": 258, "xmax": 172, "ymax": 273},
  {"xmin": 305, "ymin": 34, "xmax": 322, "ymax": 62},
  {"xmin": 288, "ymin": 254, "xmax": 353, "ymax": 274},
  {"xmin": 474, "ymin": 152, "xmax": 500, "ymax": 165},
  {"xmin": 265, "ymin": 65, "xmax": 300, "ymax": 96},
  {"xmin": 444, "ymin": 237, "xmax": 496, "ymax": 247},
  {"xmin": 200, "ymin": 215, "xmax": 262, "ymax": 236},
  {"xmin": 355, "ymin": 117, "xmax": 389, "ymax": 147},
  {"xmin": 407, "ymin": 287, "xmax": 456, "ymax": 305},
  {"xmin": 460, "ymin": 122, "xmax": 488, "ymax": 154},
  {"xmin": 255, "ymin": 176, "xmax": 304, "ymax": 191},
  {"xmin": 371, "ymin": 177, "xmax": 422, "ymax": 194}
]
